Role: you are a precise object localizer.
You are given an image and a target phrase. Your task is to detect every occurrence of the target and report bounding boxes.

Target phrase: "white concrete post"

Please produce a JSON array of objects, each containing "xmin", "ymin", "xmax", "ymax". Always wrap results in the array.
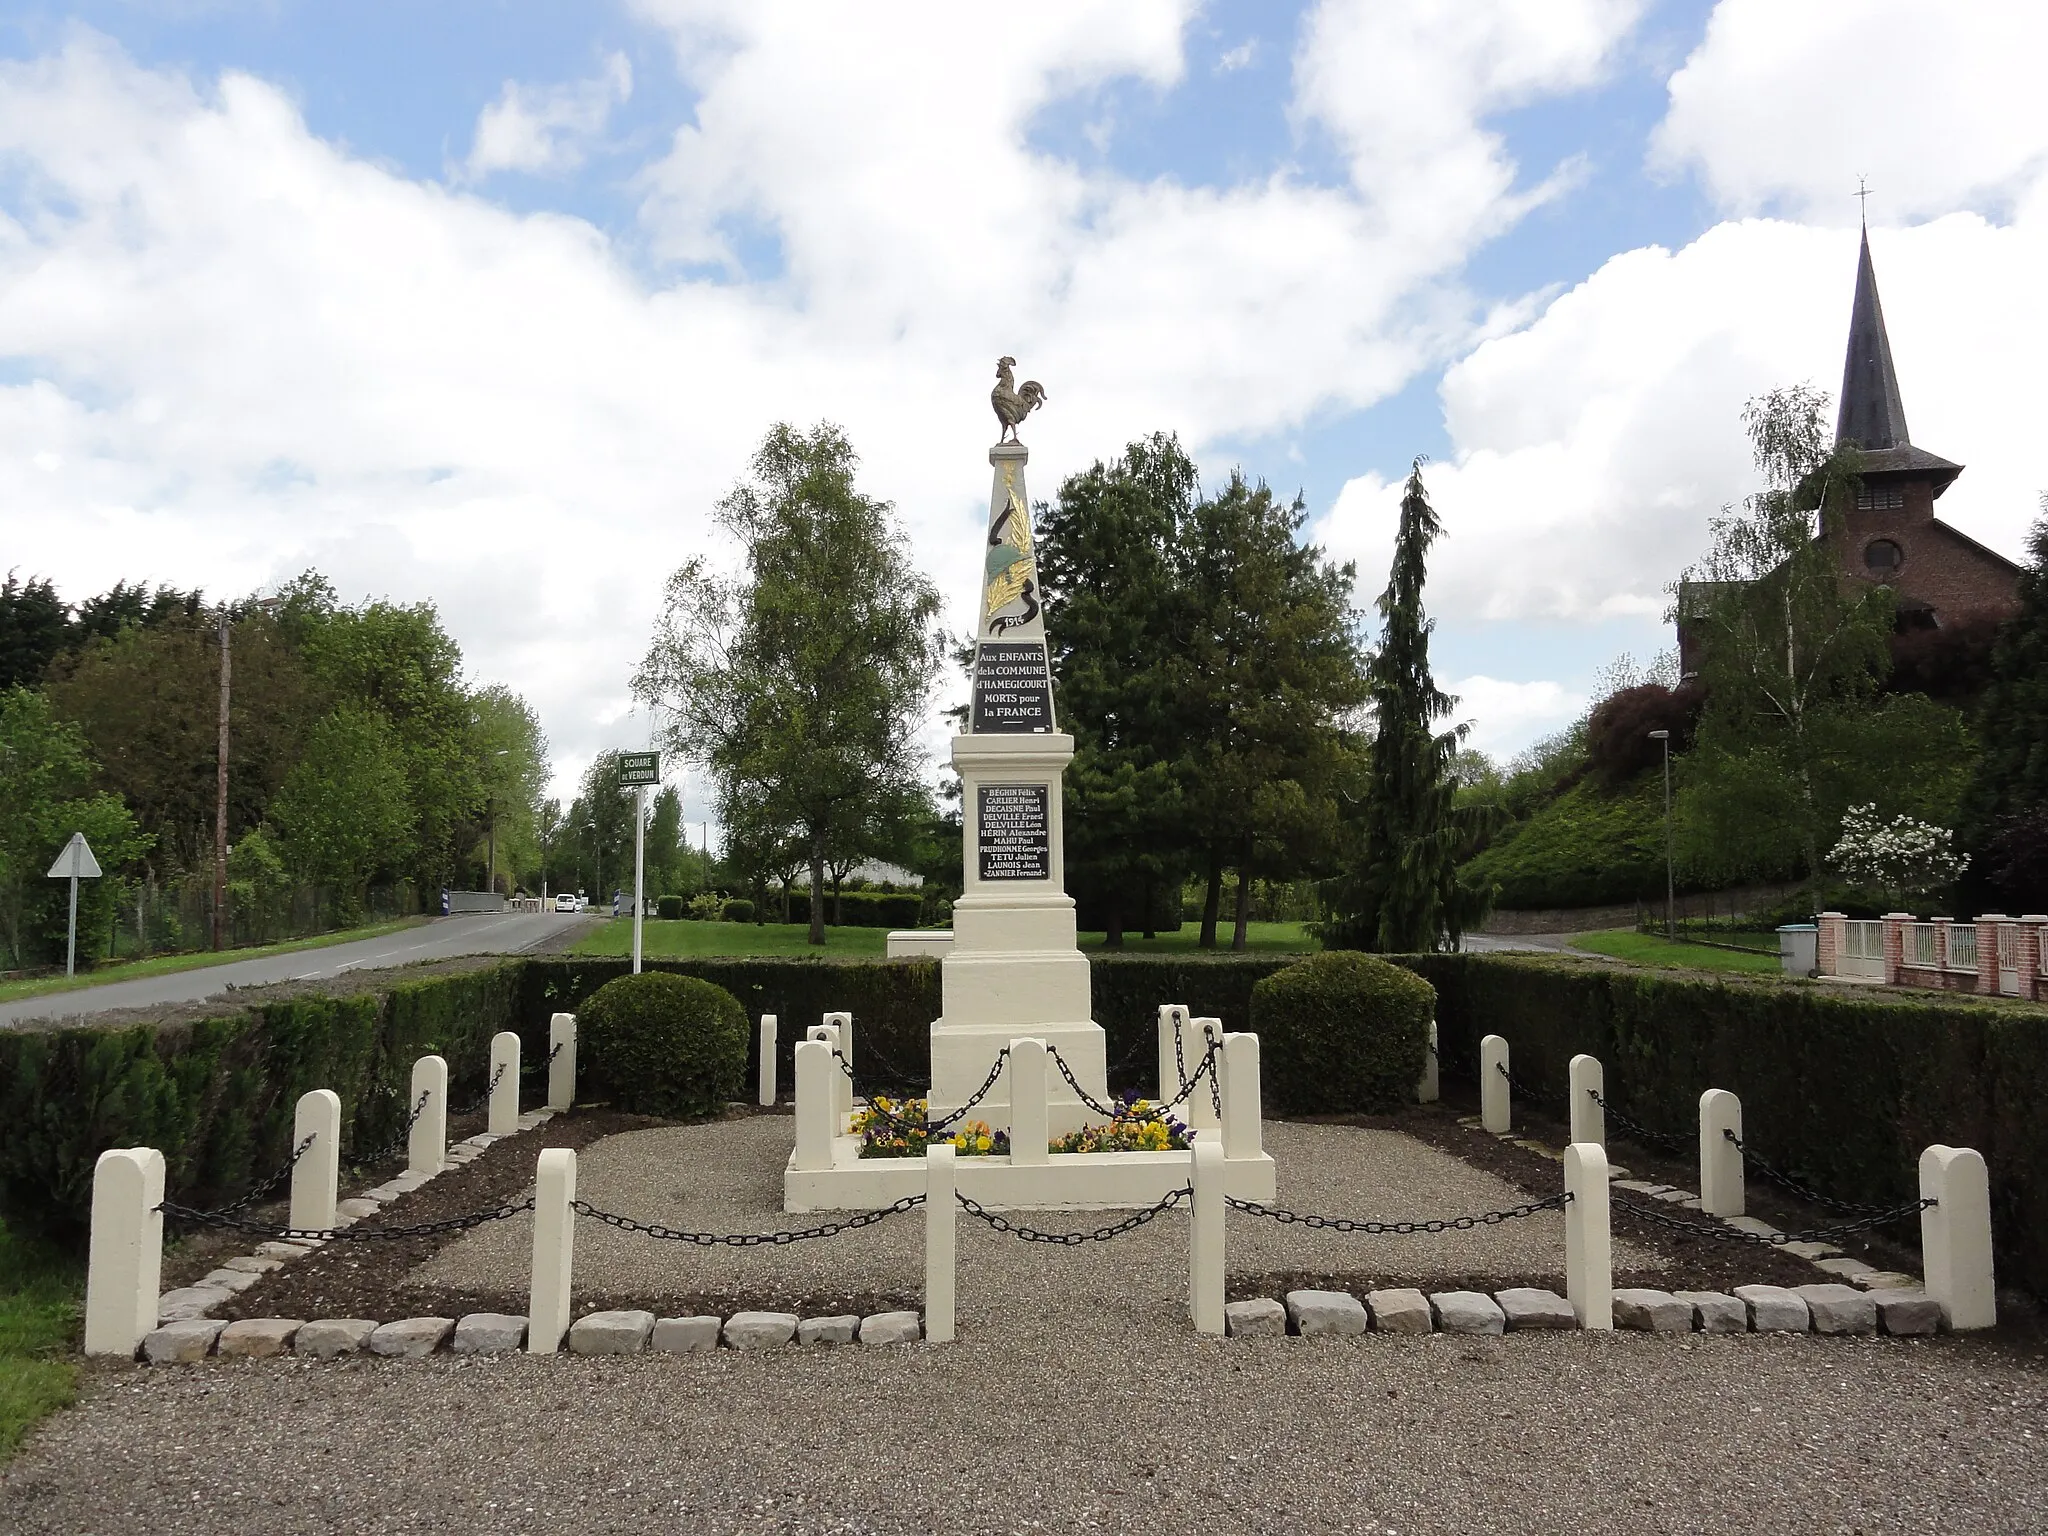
[
  {"xmin": 808, "ymin": 1023, "xmax": 850, "ymax": 1120},
  {"xmin": 1418, "ymin": 1018, "xmax": 1439, "ymax": 1103},
  {"xmin": 1920, "ymin": 1144, "xmax": 1996, "ymax": 1330},
  {"xmin": 925, "ymin": 1144, "xmax": 957, "ymax": 1343},
  {"xmin": 1189, "ymin": 1139, "xmax": 1225, "ymax": 1336},
  {"xmin": 823, "ymin": 1010, "xmax": 853, "ymax": 1079},
  {"xmin": 83, "ymin": 1147, "xmax": 165, "ymax": 1357},
  {"xmin": 794, "ymin": 1039, "xmax": 836, "ymax": 1171},
  {"xmin": 1480, "ymin": 1034, "xmax": 1510, "ymax": 1134},
  {"xmin": 408, "ymin": 1054, "xmax": 448, "ymax": 1177},
  {"xmin": 547, "ymin": 1012, "xmax": 577, "ymax": 1111},
  {"xmin": 488, "ymin": 1031, "xmax": 521, "ymax": 1138},
  {"xmin": 1564, "ymin": 1141, "xmax": 1612, "ymax": 1331},
  {"xmin": 1698, "ymin": 1088, "xmax": 1744, "ymax": 1218},
  {"xmin": 1568, "ymin": 1054, "xmax": 1604, "ymax": 1147},
  {"xmin": 527, "ymin": 1147, "xmax": 577, "ymax": 1354},
  {"xmin": 1220, "ymin": 1032, "xmax": 1263, "ymax": 1160},
  {"xmin": 1008, "ymin": 1037, "xmax": 1050, "ymax": 1164},
  {"xmin": 1186, "ymin": 1017, "xmax": 1223, "ymax": 1129},
  {"xmin": 757, "ymin": 1015, "xmax": 778, "ymax": 1106},
  {"xmin": 290, "ymin": 1088, "xmax": 341, "ymax": 1233},
  {"xmin": 1156, "ymin": 1004, "xmax": 1190, "ymax": 1106}
]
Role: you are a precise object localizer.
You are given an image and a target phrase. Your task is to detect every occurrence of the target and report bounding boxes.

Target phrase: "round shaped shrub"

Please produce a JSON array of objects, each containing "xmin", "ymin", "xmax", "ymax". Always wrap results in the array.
[
  {"xmin": 1251, "ymin": 951, "xmax": 1434, "ymax": 1114},
  {"xmin": 721, "ymin": 898, "xmax": 755, "ymax": 923},
  {"xmin": 576, "ymin": 972, "xmax": 748, "ymax": 1119},
  {"xmin": 655, "ymin": 893, "xmax": 685, "ymax": 921}
]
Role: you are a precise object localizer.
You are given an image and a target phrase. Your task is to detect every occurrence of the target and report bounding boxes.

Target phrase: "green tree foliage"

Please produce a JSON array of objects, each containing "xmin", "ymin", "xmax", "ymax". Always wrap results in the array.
[
  {"xmin": 1322, "ymin": 461, "xmax": 1487, "ymax": 952},
  {"xmin": 1036, "ymin": 435, "xmax": 1196, "ymax": 945},
  {"xmin": 0, "ymin": 688, "xmax": 152, "ymax": 967},
  {"xmin": 44, "ymin": 608, "xmax": 312, "ymax": 871},
  {"xmin": 268, "ymin": 707, "xmax": 414, "ymax": 921},
  {"xmin": 1963, "ymin": 503, "xmax": 2048, "ymax": 908},
  {"xmin": 1173, "ymin": 473, "xmax": 1367, "ymax": 949},
  {"xmin": 563, "ymin": 750, "xmax": 637, "ymax": 902},
  {"xmin": 1675, "ymin": 387, "xmax": 1970, "ymax": 885},
  {"xmin": 635, "ymin": 422, "xmax": 943, "ymax": 945},
  {"xmin": 0, "ymin": 575, "xmax": 68, "ymax": 691},
  {"xmin": 468, "ymin": 684, "xmax": 550, "ymax": 892},
  {"xmin": 644, "ymin": 785, "xmax": 688, "ymax": 897}
]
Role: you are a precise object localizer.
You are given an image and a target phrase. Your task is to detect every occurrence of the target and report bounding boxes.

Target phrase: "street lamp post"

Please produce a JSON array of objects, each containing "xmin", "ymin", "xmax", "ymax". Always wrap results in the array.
[{"xmin": 1648, "ymin": 728, "xmax": 1674, "ymax": 939}]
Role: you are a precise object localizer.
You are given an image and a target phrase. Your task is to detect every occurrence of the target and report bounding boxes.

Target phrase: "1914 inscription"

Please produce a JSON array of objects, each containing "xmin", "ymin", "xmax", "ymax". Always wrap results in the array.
[
  {"xmin": 970, "ymin": 641, "xmax": 1053, "ymax": 733},
  {"xmin": 977, "ymin": 783, "xmax": 1050, "ymax": 881}
]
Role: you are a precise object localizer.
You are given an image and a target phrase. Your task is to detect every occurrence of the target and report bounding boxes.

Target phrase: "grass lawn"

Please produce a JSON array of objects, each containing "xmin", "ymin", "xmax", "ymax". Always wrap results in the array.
[
  {"xmin": 1569, "ymin": 928, "xmax": 1784, "ymax": 974},
  {"xmin": 572, "ymin": 919, "xmax": 892, "ymax": 958},
  {"xmin": 0, "ymin": 916, "xmax": 430, "ymax": 1005},
  {"xmin": 572, "ymin": 918, "xmax": 1322, "ymax": 959},
  {"xmin": 1079, "ymin": 921, "xmax": 1317, "ymax": 954},
  {"xmin": 0, "ymin": 1217, "xmax": 80, "ymax": 1464}
]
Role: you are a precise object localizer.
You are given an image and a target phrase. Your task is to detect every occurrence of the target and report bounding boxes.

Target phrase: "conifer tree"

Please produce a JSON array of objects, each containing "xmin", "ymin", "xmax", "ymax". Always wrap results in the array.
[{"xmin": 1321, "ymin": 460, "xmax": 1486, "ymax": 952}]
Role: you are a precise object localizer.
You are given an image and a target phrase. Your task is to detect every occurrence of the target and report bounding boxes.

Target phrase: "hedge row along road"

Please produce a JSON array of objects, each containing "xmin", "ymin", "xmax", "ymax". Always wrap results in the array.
[{"xmin": 0, "ymin": 911, "xmax": 587, "ymax": 1029}]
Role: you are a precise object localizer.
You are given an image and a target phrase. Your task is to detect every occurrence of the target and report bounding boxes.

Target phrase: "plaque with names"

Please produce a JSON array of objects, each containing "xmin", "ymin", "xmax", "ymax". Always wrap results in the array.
[
  {"xmin": 970, "ymin": 641, "xmax": 1053, "ymax": 733},
  {"xmin": 977, "ymin": 783, "xmax": 1050, "ymax": 881}
]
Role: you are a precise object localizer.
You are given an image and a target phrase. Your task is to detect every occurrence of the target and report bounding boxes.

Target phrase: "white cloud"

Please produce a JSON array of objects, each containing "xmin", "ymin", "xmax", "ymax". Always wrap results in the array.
[
  {"xmin": 1316, "ymin": 213, "xmax": 2048, "ymax": 638},
  {"xmin": 1651, "ymin": 0, "xmax": 2048, "ymax": 221},
  {"xmin": 1448, "ymin": 675, "xmax": 1586, "ymax": 759},
  {"xmin": 464, "ymin": 53, "xmax": 632, "ymax": 180},
  {"xmin": 0, "ymin": 13, "xmax": 1641, "ymax": 800}
]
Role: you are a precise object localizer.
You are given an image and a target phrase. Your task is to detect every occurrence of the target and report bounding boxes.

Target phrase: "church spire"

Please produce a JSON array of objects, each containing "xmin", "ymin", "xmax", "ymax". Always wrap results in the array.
[{"xmin": 1835, "ymin": 225, "xmax": 1912, "ymax": 451}]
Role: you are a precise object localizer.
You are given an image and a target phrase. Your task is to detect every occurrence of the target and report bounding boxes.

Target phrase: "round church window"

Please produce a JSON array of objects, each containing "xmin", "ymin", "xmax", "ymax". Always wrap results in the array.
[{"xmin": 1864, "ymin": 539, "xmax": 1903, "ymax": 576}]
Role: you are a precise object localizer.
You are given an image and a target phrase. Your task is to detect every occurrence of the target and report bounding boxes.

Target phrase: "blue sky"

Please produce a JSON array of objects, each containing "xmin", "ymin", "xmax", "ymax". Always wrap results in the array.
[{"xmin": 2, "ymin": 1, "xmax": 2044, "ymax": 801}]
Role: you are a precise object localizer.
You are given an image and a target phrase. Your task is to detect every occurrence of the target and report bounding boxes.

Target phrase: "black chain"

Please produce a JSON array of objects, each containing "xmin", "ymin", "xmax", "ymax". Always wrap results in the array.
[
  {"xmin": 1613, "ymin": 1192, "xmax": 1934, "ymax": 1246},
  {"xmin": 185, "ymin": 1133, "xmax": 317, "ymax": 1220},
  {"xmin": 928, "ymin": 1049, "xmax": 1011, "ymax": 1133},
  {"xmin": 348, "ymin": 1088, "xmax": 433, "ymax": 1171},
  {"xmin": 1494, "ymin": 1061, "xmax": 1570, "ymax": 1120},
  {"xmin": 451, "ymin": 1062, "xmax": 508, "ymax": 1119},
  {"xmin": 954, "ymin": 1186, "xmax": 1190, "ymax": 1244},
  {"xmin": 837, "ymin": 1033, "xmax": 925, "ymax": 1091},
  {"xmin": 570, "ymin": 1193, "xmax": 925, "ymax": 1246},
  {"xmin": 1044, "ymin": 1045, "xmax": 1178, "ymax": 1124},
  {"xmin": 521, "ymin": 1041, "xmax": 564, "ymax": 1077},
  {"xmin": 1225, "ymin": 1190, "xmax": 1571, "ymax": 1235},
  {"xmin": 1722, "ymin": 1130, "xmax": 1905, "ymax": 1216},
  {"xmin": 154, "ymin": 1196, "xmax": 534, "ymax": 1243},
  {"xmin": 1586, "ymin": 1088, "xmax": 1690, "ymax": 1154},
  {"xmin": 1152, "ymin": 1039, "xmax": 1221, "ymax": 1115}
]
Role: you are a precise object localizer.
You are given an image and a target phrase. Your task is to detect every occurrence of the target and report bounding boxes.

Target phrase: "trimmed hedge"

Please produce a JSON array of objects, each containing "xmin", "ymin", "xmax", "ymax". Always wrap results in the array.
[
  {"xmin": 656, "ymin": 894, "xmax": 686, "ymax": 921},
  {"xmin": 0, "ymin": 962, "xmax": 523, "ymax": 1245},
  {"xmin": 1404, "ymin": 952, "xmax": 2048, "ymax": 1303},
  {"xmin": 1252, "ymin": 953, "xmax": 1433, "ymax": 1113},
  {"xmin": 781, "ymin": 891, "xmax": 924, "ymax": 928},
  {"xmin": 577, "ymin": 972, "xmax": 747, "ymax": 1118}
]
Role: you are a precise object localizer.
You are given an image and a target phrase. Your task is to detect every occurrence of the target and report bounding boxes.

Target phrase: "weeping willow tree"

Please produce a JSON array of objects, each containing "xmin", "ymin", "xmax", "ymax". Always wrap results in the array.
[{"xmin": 1320, "ymin": 460, "xmax": 1491, "ymax": 952}]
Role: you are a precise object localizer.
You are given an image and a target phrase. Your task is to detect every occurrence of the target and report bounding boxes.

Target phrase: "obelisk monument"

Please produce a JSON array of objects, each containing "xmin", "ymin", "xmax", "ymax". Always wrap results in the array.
[{"xmin": 927, "ymin": 358, "xmax": 1108, "ymax": 1134}]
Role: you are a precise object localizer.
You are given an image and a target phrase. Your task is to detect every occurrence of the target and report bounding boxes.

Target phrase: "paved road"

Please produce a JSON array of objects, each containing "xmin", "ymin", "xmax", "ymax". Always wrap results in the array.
[
  {"xmin": 1460, "ymin": 930, "xmax": 1573, "ymax": 953},
  {"xmin": 0, "ymin": 912, "xmax": 586, "ymax": 1029}
]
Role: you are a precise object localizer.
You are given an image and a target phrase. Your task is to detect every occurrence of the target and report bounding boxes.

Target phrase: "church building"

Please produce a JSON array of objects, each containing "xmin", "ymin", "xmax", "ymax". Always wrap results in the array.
[{"xmin": 1680, "ymin": 227, "xmax": 2023, "ymax": 674}]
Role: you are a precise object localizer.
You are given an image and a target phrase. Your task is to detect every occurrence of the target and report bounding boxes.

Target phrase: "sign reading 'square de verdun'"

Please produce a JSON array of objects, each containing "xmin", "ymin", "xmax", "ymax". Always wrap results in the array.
[{"xmin": 977, "ymin": 783, "xmax": 1049, "ymax": 881}]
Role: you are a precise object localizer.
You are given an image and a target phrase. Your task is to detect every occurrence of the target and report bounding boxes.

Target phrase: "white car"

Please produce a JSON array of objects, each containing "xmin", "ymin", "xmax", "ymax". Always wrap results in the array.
[{"xmin": 554, "ymin": 893, "xmax": 578, "ymax": 913}]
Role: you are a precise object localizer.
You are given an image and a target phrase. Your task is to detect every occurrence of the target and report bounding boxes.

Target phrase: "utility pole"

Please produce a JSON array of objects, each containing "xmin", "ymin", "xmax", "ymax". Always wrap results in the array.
[
  {"xmin": 1649, "ymin": 728, "xmax": 1674, "ymax": 939},
  {"xmin": 213, "ymin": 606, "xmax": 231, "ymax": 950},
  {"xmin": 632, "ymin": 786, "xmax": 647, "ymax": 974}
]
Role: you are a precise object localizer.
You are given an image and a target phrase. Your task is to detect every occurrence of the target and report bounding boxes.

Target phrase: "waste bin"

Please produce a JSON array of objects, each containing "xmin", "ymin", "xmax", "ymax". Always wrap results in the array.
[{"xmin": 1778, "ymin": 923, "xmax": 1818, "ymax": 977}]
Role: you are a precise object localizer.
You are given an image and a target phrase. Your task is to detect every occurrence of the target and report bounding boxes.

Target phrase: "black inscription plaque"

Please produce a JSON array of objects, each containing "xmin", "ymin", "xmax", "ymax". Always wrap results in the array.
[
  {"xmin": 977, "ymin": 783, "xmax": 1050, "ymax": 881},
  {"xmin": 970, "ymin": 641, "xmax": 1053, "ymax": 733}
]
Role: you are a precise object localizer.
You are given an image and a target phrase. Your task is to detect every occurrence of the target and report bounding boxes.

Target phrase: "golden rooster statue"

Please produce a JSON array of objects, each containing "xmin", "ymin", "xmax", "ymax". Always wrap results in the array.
[{"xmin": 991, "ymin": 356, "xmax": 1047, "ymax": 444}]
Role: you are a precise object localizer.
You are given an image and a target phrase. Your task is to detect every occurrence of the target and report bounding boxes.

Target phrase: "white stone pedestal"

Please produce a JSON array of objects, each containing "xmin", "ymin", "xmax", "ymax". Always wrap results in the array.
[{"xmin": 929, "ymin": 729, "xmax": 1106, "ymax": 1135}]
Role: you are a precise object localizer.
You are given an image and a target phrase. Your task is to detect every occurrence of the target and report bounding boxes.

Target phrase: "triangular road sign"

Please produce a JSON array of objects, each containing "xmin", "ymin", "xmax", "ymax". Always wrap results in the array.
[{"xmin": 46, "ymin": 832, "xmax": 103, "ymax": 880}]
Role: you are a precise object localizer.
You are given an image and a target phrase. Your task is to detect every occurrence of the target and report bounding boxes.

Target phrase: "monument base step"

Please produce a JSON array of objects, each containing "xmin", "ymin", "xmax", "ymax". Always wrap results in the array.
[{"xmin": 784, "ymin": 1133, "xmax": 1276, "ymax": 1213}]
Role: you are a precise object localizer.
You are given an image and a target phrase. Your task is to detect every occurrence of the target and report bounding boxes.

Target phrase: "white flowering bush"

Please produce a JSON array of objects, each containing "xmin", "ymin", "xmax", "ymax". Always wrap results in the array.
[{"xmin": 1829, "ymin": 804, "xmax": 1969, "ymax": 908}]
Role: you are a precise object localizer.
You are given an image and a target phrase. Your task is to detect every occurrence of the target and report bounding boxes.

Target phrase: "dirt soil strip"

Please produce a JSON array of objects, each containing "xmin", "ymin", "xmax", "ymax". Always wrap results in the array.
[
  {"xmin": 213, "ymin": 1108, "xmax": 917, "ymax": 1323},
  {"xmin": 1346, "ymin": 1096, "xmax": 1913, "ymax": 1292}
]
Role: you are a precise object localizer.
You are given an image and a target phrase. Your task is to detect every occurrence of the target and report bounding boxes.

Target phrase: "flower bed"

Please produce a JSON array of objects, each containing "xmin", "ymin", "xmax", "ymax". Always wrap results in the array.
[{"xmin": 852, "ymin": 1096, "xmax": 1188, "ymax": 1159}]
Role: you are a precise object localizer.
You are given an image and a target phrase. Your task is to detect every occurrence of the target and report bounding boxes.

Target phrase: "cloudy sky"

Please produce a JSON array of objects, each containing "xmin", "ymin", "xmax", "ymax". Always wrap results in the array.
[{"xmin": 3, "ymin": 2, "xmax": 2044, "ymax": 824}]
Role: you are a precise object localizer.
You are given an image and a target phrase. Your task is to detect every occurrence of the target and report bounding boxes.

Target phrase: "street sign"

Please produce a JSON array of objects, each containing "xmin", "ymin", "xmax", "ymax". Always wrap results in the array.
[
  {"xmin": 46, "ymin": 833, "xmax": 102, "ymax": 978},
  {"xmin": 616, "ymin": 751, "xmax": 661, "ymax": 788},
  {"xmin": 46, "ymin": 832, "xmax": 102, "ymax": 880}
]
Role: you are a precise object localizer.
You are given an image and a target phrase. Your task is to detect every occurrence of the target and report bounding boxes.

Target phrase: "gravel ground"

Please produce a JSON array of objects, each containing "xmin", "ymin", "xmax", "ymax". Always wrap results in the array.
[
  {"xmin": 10, "ymin": 1115, "xmax": 2043, "ymax": 1533},
  {"xmin": 409, "ymin": 1116, "xmax": 1665, "ymax": 1308}
]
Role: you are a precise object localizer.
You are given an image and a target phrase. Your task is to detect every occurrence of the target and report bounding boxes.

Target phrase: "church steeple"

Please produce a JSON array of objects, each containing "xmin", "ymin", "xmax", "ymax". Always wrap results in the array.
[
  {"xmin": 1831, "ymin": 224, "xmax": 1961, "ymax": 498},
  {"xmin": 1836, "ymin": 226, "xmax": 1911, "ymax": 451}
]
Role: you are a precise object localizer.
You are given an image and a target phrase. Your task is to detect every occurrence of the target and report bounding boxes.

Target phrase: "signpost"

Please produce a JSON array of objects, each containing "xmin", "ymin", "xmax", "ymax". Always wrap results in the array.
[
  {"xmin": 617, "ymin": 752, "xmax": 660, "ymax": 974},
  {"xmin": 46, "ymin": 832, "xmax": 103, "ymax": 978}
]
